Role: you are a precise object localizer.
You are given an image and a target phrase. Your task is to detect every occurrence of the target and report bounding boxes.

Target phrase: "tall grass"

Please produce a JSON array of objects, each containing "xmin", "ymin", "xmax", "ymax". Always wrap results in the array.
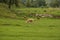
[{"xmin": 15, "ymin": 8, "xmax": 60, "ymax": 17}]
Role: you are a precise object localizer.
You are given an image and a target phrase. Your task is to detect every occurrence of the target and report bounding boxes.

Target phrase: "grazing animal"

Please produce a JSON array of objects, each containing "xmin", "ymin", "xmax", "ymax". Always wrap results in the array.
[
  {"xmin": 36, "ymin": 14, "xmax": 41, "ymax": 19},
  {"xmin": 26, "ymin": 18, "xmax": 34, "ymax": 23},
  {"xmin": 53, "ymin": 15, "xmax": 60, "ymax": 19},
  {"xmin": 23, "ymin": 16, "xmax": 28, "ymax": 20}
]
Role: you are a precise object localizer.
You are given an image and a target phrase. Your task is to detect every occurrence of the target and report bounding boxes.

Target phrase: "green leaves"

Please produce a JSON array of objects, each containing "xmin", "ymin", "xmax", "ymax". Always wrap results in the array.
[{"xmin": 49, "ymin": 0, "xmax": 60, "ymax": 7}]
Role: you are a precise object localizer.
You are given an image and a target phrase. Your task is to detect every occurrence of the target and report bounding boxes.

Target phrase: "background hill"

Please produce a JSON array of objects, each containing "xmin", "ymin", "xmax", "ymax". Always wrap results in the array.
[{"xmin": 0, "ymin": 3, "xmax": 17, "ymax": 18}]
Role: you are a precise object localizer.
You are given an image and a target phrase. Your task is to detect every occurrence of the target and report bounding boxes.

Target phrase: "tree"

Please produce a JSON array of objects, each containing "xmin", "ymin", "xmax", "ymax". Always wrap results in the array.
[
  {"xmin": 37, "ymin": 0, "xmax": 47, "ymax": 7},
  {"xmin": 31, "ymin": 0, "xmax": 38, "ymax": 7},
  {"xmin": 25, "ymin": 0, "xmax": 31, "ymax": 7},
  {"xmin": 25, "ymin": 0, "xmax": 46, "ymax": 7},
  {"xmin": 0, "ymin": 0, "xmax": 19, "ymax": 8},
  {"xmin": 8, "ymin": 0, "xmax": 19, "ymax": 8},
  {"xmin": 50, "ymin": 0, "xmax": 60, "ymax": 7}
]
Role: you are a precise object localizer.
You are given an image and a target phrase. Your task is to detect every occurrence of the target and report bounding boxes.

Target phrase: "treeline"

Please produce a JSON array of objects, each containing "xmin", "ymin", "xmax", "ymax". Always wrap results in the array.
[
  {"xmin": 0, "ymin": 0, "xmax": 19, "ymax": 8},
  {"xmin": 0, "ymin": 0, "xmax": 60, "ymax": 8},
  {"xmin": 23, "ymin": 0, "xmax": 60, "ymax": 8}
]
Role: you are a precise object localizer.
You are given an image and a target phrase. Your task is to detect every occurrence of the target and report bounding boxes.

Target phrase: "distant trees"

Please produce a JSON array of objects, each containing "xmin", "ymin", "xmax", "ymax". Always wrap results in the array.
[
  {"xmin": 0, "ymin": 0, "xmax": 60, "ymax": 8},
  {"xmin": 25, "ymin": 0, "xmax": 46, "ymax": 7},
  {"xmin": 30, "ymin": 0, "xmax": 38, "ymax": 7},
  {"xmin": 25, "ymin": 0, "xmax": 31, "ymax": 7},
  {"xmin": 49, "ymin": 0, "xmax": 60, "ymax": 7},
  {"xmin": 37, "ymin": 0, "xmax": 47, "ymax": 7},
  {"xmin": 25, "ymin": 0, "xmax": 60, "ymax": 8},
  {"xmin": 8, "ymin": 0, "xmax": 19, "ymax": 8},
  {"xmin": 0, "ymin": 0, "xmax": 19, "ymax": 8}
]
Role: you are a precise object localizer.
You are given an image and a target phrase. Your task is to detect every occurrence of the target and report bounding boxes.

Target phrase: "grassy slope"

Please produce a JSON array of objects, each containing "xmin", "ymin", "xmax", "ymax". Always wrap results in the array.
[
  {"xmin": 0, "ymin": 3, "xmax": 17, "ymax": 18},
  {"xmin": 0, "ymin": 18, "xmax": 60, "ymax": 40},
  {"xmin": 0, "ymin": 3, "xmax": 60, "ymax": 40},
  {"xmin": 16, "ymin": 8, "xmax": 60, "ymax": 16}
]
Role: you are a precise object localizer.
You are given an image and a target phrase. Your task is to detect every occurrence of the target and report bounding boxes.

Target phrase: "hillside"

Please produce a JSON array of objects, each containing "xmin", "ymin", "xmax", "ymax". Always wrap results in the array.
[{"xmin": 0, "ymin": 3, "xmax": 17, "ymax": 18}]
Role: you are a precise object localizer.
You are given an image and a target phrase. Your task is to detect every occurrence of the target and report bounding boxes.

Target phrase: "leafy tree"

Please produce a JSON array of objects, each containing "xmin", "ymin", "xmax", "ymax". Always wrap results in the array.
[
  {"xmin": 37, "ymin": 0, "xmax": 47, "ymax": 7},
  {"xmin": 25, "ymin": 0, "xmax": 31, "ymax": 7},
  {"xmin": 31, "ymin": 0, "xmax": 38, "ymax": 7},
  {"xmin": 0, "ymin": 0, "xmax": 19, "ymax": 8},
  {"xmin": 50, "ymin": 0, "xmax": 60, "ymax": 7},
  {"xmin": 8, "ymin": 0, "xmax": 19, "ymax": 8}
]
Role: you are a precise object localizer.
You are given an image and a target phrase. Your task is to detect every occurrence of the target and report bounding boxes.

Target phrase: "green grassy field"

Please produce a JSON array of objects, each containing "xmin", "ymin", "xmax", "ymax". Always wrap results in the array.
[
  {"xmin": 0, "ymin": 4, "xmax": 60, "ymax": 40},
  {"xmin": 15, "ymin": 8, "xmax": 60, "ymax": 16},
  {"xmin": 0, "ymin": 18, "xmax": 60, "ymax": 40}
]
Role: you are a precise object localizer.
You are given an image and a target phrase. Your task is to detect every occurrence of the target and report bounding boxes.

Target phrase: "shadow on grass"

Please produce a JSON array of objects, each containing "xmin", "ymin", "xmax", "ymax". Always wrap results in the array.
[
  {"xmin": 0, "ymin": 23, "xmax": 21, "ymax": 26},
  {"xmin": 0, "ymin": 34, "xmax": 60, "ymax": 38}
]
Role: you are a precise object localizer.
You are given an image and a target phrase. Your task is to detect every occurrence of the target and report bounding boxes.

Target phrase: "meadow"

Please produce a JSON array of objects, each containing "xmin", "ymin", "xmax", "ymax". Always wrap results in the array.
[
  {"xmin": 0, "ymin": 18, "xmax": 60, "ymax": 40},
  {"xmin": 0, "ymin": 8, "xmax": 60, "ymax": 40},
  {"xmin": 15, "ymin": 8, "xmax": 60, "ymax": 16}
]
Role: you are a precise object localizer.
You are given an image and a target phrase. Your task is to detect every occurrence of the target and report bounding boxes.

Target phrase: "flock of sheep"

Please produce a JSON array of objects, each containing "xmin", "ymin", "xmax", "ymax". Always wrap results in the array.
[
  {"xmin": 23, "ymin": 13, "xmax": 60, "ymax": 23},
  {"xmin": 23, "ymin": 14, "xmax": 54, "ymax": 23}
]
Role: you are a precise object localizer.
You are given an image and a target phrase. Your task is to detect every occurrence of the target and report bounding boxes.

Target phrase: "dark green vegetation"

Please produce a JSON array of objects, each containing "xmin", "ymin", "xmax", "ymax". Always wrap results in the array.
[
  {"xmin": 0, "ymin": 0, "xmax": 19, "ymax": 8},
  {"xmin": 0, "ymin": 0, "xmax": 60, "ymax": 8}
]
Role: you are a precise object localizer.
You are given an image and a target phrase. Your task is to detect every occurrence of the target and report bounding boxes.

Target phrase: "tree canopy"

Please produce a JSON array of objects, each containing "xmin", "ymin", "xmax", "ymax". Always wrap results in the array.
[{"xmin": 0, "ymin": 0, "xmax": 60, "ymax": 8}]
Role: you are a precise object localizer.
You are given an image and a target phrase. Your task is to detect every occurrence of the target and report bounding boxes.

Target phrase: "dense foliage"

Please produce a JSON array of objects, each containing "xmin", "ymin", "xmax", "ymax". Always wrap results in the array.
[
  {"xmin": 0, "ymin": 0, "xmax": 60, "ymax": 8},
  {"xmin": 0, "ymin": 0, "xmax": 19, "ymax": 8}
]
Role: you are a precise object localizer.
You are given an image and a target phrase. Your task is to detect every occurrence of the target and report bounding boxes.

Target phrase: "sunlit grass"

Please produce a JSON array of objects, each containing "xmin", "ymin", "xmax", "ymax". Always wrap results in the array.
[{"xmin": 0, "ymin": 18, "xmax": 60, "ymax": 40}]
